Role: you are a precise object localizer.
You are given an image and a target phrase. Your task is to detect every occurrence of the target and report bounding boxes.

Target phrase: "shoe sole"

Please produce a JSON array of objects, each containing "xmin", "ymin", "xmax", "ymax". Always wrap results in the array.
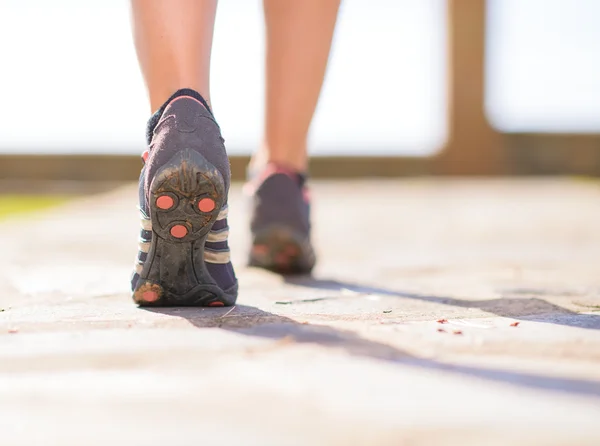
[
  {"xmin": 249, "ymin": 225, "xmax": 316, "ymax": 274},
  {"xmin": 133, "ymin": 148, "xmax": 237, "ymax": 307}
]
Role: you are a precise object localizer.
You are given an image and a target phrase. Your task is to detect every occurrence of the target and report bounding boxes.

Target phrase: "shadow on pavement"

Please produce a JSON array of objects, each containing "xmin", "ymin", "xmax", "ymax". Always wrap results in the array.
[
  {"xmin": 283, "ymin": 276, "xmax": 600, "ymax": 330},
  {"xmin": 144, "ymin": 305, "xmax": 600, "ymax": 400}
]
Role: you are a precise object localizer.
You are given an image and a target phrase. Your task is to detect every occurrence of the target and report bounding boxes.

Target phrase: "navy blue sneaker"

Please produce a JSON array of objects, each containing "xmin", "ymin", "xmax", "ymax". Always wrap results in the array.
[
  {"xmin": 131, "ymin": 89, "xmax": 238, "ymax": 306},
  {"xmin": 246, "ymin": 163, "xmax": 316, "ymax": 274}
]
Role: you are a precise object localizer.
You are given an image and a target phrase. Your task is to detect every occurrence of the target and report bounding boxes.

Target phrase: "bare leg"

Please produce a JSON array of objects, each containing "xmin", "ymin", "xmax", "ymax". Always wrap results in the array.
[
  {"xmin": 130, "ymin": 0, "xmax": 217, "ymax": 110},
  {"xmin": 247, "ymin": 0, "xmax": 340, "ymax": 274},
  {"xmin": 257, "ymin": 0, "xmax": 341, "ymax": 172},
  {"xmin": 129, "ymin": 0, "xmax": 239, "ymax": 307}
]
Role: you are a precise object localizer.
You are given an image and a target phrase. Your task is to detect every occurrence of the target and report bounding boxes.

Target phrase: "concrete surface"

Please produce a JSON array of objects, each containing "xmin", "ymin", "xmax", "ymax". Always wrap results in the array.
[{"xmin": 1, "ymin": 178, "xmax": 600, "ymax": 446}]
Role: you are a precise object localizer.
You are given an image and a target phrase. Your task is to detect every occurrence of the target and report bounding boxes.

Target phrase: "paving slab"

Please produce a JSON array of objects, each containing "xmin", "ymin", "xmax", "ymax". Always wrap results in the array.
[{"xmin": 1, "ymin": 178, "xmax": 600, "ymax": 446}]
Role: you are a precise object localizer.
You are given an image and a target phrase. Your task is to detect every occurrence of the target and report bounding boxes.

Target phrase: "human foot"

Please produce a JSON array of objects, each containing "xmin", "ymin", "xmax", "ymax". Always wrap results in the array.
[
  {"xmin": 131, "ymin": 89, "xmax": 238, "ymax": 306},
  {"xmin": 246, "ymin": 163, "xmax": 316, "ymax": 274}
]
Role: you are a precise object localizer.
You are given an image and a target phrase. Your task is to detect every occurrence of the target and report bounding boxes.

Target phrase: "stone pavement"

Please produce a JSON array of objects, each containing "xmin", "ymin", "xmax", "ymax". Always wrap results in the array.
[{"xmin": 1, "ymin": 179, "xmax": 600, "ymax": 446}]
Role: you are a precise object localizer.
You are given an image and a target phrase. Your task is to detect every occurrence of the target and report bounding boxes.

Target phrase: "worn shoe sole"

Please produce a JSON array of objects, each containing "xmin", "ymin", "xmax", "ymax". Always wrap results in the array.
[
  {"xmin": 133, "ymin": 148, "xmax": 238, "ymax": 306},
  {"xmin": 249, "ymin": 225, "xmax": 316, "ymax": 274}
]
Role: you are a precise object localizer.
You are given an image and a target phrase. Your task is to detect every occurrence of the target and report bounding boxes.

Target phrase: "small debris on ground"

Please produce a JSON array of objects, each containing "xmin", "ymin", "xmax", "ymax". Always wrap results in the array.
[
  {"xmin": 383, "ymin": 309, "xmax": 392, "ymax": 314},
  {"xmin": 453, "ymin": 330, "xmax": 463, "ymax": 335},
  {"xmin": 275, "ymin": 297, "xmax": 331, "ymax": 305},
  {"xmin": 437, "ymin": 319, "xmax": 448, "ymax": 324},
  {"xmin": 220, "ymin": 306, "xmax": 236, "ymax": 319},
  {"xmin": 437, "ymin": 328, "xmax": 446, "ymax": 333},
  {"xmin": 275, "ymin": 335, "xmax": 295, "ymax": 346},
  {"xmin": 8, "ymin": 328, "xmax": 19, "ymax": 334},
  {"xmin": 510, "ymin": 321, "xmax": 520, "ymax": 327}
]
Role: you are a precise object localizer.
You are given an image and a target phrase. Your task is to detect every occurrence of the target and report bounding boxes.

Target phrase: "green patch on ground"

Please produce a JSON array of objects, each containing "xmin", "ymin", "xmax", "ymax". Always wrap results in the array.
[
  {"xmin": 574, "ymin": 301, "xmax": 600, "ymax": 312},
  {"xmin": 0, "ymin": 195, "xmax": 68, "ymax": 220}
]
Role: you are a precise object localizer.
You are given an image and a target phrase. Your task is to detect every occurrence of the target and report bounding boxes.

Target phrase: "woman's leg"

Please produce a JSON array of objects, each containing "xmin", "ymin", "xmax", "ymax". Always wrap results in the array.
[
  {"xmin": 130, "ymin": 0, "xmax": 238, "ymax": 307},
  {"xmin": 247, "ymin": 0, "xmax": 341, "ymax": 273},
  {"xmin": 255, "ymin": 0, "xmax": 341, "ymax": 172},
  {"xmin": 131, "ymin": 0, "xmax": 217, "ymax": 110}
]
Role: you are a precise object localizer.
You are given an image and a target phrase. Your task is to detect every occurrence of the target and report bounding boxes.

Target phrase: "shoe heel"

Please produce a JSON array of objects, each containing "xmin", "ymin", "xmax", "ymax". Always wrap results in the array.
[{"xmin": 133, "ymin": 148, "xmax": 234, "ymax": 306}]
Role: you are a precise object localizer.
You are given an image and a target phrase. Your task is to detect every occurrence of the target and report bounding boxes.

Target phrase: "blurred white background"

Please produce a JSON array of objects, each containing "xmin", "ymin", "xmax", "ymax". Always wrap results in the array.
[
  {"xmin": 0, "ymin": 0, "xmax": 446, "ymax": 155},
  {"xmin": 486, "ymin": 0, "xmax": 600, "ymax": 133},
  {"xmin": 0, "ymin": 0, "xmax": 598, "ymax": 156}
]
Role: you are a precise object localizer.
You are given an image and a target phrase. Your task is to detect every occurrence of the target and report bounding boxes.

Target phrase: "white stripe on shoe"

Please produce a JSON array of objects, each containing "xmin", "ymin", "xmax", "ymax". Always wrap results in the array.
[
  {"xmin": 134, "ymin": 262, "xmax": 144, "ymax": 275},
  {"xmin": 204, "ymin": 205, "xmax": 230, "ymax": 263},
  {"xmin": 217, "ymin": 205, "xmax": 228, "ymax": 221},
  {"xmin": 207, "ymin": 228, "xmax": 229, "ymax": 243},
  {"xmin": 139, "ymin": 208, "xmax": 152, "ymax": 230},
  {"xmin": 204, "ymin": 249, "xmax": 231, "ymax": 264}
]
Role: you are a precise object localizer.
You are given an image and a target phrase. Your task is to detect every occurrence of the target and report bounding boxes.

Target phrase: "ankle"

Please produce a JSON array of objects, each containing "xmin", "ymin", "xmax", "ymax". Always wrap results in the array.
[
  {"xmin": 146, "ymin": 88, "xmax": 213, "ymax": 144},
  {"xmin": 150, "ymin": 86, "xmax": 211, "ymax": 111},
  {"xmin": 252, "ymin": 143, "xmax": 308, "ymax": 174}
]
